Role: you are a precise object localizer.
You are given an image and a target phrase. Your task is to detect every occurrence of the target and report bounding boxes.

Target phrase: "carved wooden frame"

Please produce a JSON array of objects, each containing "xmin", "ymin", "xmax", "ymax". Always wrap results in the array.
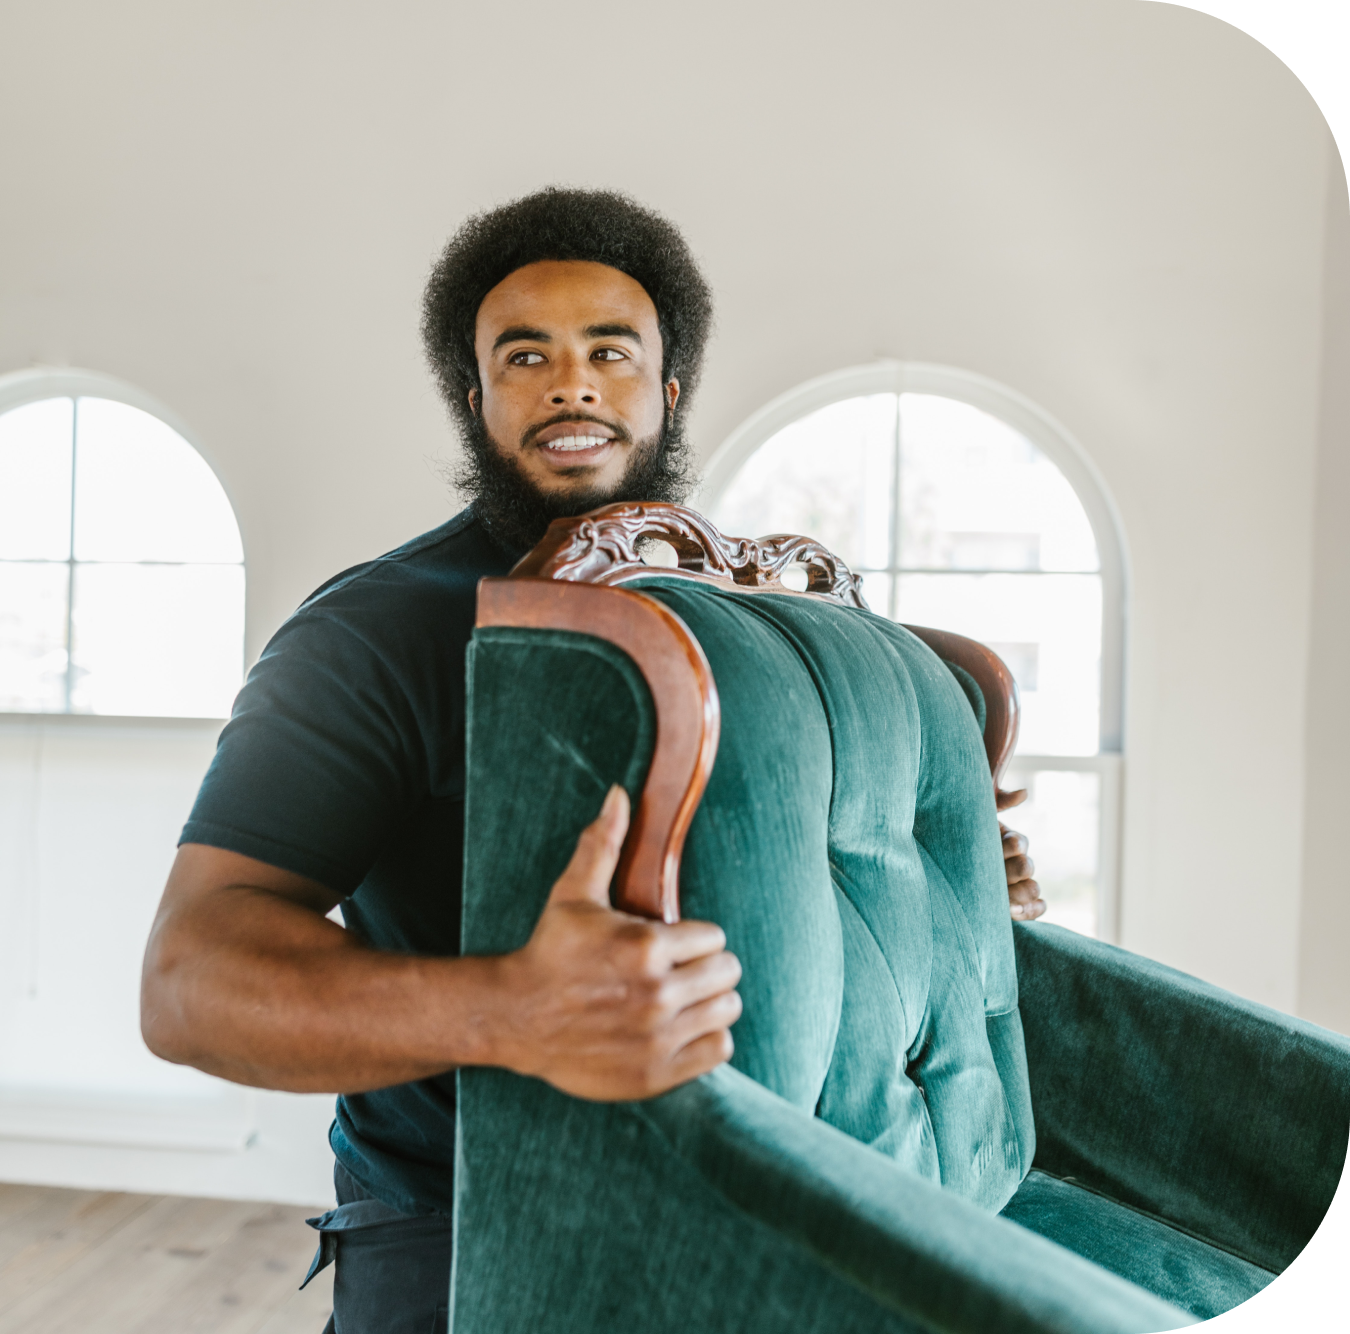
[
  {"xmin": 476, "ymin": 502, "xmax": 1019, "ymax": 921},
  {"xmin": 476, "ymin": 579, "xmax": 718, "ymax": 924}
]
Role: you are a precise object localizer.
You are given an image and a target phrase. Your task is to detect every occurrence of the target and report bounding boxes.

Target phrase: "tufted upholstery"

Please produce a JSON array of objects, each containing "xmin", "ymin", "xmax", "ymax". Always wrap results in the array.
[{"xmin": 644, "ymin": 581, "xmax": 1034, "ymax": 1208}]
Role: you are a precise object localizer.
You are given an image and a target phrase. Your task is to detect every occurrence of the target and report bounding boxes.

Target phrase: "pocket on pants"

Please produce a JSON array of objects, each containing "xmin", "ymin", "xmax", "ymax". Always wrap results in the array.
[{"xmin": 303, "ymin": 1192, "xmax": 454, "ymax": 1334}]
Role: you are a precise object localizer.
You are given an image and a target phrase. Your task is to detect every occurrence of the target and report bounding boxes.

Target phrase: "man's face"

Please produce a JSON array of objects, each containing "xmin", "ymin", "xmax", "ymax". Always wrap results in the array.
[{"xmin": 471, "ymin": 260, "xmax": 679, "ymax": 500}]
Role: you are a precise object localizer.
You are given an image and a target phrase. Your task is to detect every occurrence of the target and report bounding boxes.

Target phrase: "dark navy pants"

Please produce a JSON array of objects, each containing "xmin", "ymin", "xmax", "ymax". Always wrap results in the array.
[{"xmin": 303, "ymin": 1161, "xmax": 454, "ymax": 1333}]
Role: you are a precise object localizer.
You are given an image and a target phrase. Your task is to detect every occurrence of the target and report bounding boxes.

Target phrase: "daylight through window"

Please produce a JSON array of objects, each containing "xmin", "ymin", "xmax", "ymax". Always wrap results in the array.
[
  {"xmin": 0, "ymin": 394, "xmax": 245, "ymax": 718},
  {"xmin": 707, "ymin": 380, "xmax": 1122, "ymax": 938}
]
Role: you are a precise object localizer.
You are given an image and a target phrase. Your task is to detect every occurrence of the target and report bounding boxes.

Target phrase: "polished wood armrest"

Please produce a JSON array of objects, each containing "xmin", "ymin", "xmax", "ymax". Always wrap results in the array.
[{"xmin": 476, "ymin": 501, "xmax": 1019, "ymax": 920}]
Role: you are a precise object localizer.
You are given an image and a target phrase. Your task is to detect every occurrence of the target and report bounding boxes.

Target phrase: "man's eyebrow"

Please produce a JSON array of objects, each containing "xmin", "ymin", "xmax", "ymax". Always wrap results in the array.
[
  {"xmin": 492, "ymin": 325, "xmax": 552, "ymax": 351},
  {"xmin": 585, "ymin": 323, "xmax": 643, "ymax": 344}
]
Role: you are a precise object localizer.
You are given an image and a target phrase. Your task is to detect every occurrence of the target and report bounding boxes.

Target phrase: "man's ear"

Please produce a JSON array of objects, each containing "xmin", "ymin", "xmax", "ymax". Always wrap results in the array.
[
  {"xmin": 665, "ymin": 379, "xmax": 680, "ymax": 416},
  {"xmin": 467, "ymin": 387, "xmax": 481, "ymax": 417}
]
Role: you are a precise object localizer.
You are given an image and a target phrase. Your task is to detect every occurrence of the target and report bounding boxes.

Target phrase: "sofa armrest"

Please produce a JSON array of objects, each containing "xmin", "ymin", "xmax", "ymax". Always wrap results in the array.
[
  {"xmin": 1013, "ymin": 921, "xmax": 1350, "ymax": 1273},
  {"xmin": 637, "ymin": 1065, "xmax": 1192, "ymax": 1334}
]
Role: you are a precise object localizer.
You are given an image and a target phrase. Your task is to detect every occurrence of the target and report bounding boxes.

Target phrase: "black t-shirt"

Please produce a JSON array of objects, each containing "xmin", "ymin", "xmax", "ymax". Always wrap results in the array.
[{"xmin": 181, "ymin": 504, "xmax": 517, "ymax": 1216}]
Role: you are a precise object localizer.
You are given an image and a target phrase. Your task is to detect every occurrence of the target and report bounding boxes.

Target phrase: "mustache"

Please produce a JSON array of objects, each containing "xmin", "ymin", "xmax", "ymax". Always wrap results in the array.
[
  {"xmin": 451, "ymin": 405, "xmax": 695, "ymax": 555},
  {"xmin": 520, "ymin": 413, "xmax": 632, "ymax": 450}
]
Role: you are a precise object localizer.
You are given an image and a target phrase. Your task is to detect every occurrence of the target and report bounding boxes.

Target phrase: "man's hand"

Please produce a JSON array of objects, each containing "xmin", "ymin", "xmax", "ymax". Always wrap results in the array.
[
  {"xmin": 996, "ymin": 787, "xmax": 1046, "ymax": 922},
  {"xmin": 495, "ymin": 786, "xmax": 742, "ymax": 1100}
]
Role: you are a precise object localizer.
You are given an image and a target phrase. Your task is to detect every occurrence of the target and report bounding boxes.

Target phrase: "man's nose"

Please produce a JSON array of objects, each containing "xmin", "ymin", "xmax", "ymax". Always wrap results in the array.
[{"xmin": 547, "ymin": 354, "xmax": 600, "ymax": 407}]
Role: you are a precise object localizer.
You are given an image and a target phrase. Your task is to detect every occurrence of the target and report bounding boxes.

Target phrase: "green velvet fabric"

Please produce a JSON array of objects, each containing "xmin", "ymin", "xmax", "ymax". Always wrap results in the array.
[
  {"xmin": 467, "ymin": 585, "xmax": 1033, "ymax": 1205},
  {"xmin": 451, "ymin": 1067, "xmax": 932, "ymax": 1334},
  {"xmin": 635, "ymin": 581, "xmax": 1033, "ymax": 1207},
  {"xmin": 458, "ymin": 583, "xmax": 1347, "ymax": 1330},
  {"xmin": 451, "ymin": 1061, "xmax": 1191, "ymax": 1334},
  {"xmin": 939, "ymin": 659, "xmax": 987, "ymax": 735},
  {"xmin": 1000, "ymin": 1170, "xmax": 1273, "ymax": 1320},
  {"xmin": 462, "ymin": 627, "xmax": 656, "ymax": 949},
  {"xmin": 1013, "ymin": 921, "xmax": 1350, "ymax": 1276}
]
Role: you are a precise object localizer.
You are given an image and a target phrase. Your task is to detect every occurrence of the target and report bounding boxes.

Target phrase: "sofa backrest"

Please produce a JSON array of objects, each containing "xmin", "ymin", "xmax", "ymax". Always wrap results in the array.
[{"xmin": 465, "ymin": 577, "xmax": 1033, "ymax": 1212}]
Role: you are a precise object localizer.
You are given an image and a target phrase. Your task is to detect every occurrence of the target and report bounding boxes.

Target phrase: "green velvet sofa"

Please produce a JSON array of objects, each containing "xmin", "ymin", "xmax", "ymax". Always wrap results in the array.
[{"xmin": 453, "ymin": 506, "xmax": 1350, "ymax": 1334}]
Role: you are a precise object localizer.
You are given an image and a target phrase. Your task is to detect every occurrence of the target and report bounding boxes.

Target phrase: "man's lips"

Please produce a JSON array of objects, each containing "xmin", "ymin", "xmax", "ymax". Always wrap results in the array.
[
  {"xmin": 540, "ymin": 434, "xmax": 614, "ymax": 454},
  {"xmin": 533, "ymin": 420, "xmax": 619, "ymax": 451}
]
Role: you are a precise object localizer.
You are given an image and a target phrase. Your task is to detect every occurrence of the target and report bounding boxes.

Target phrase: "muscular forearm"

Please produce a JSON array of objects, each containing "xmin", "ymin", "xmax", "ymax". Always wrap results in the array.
[
  {"xmin": 143, "ymin": 793, "xmax": 740, "ymax": 1101},
  {"xmin": 142, "ymin": 883, "xmax": 516, "ymax": 1093}
]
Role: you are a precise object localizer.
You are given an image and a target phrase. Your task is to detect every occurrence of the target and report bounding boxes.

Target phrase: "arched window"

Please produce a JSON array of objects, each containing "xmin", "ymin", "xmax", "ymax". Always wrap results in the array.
[
  {"xmin": 0, "ymin": 373, "xmax": 254, "ymax": 1154},
  {"xmin": 702, "ymin": 363, "xmax": 1126, "ymax": 938},
  {"xmin": 0, "ymin": 371, "xmax": 244, "ymax": 719}
]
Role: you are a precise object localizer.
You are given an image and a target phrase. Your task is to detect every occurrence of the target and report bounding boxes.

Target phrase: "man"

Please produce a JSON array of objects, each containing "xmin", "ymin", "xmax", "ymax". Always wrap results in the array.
[{"xmin": 141, "ymin": 188, "xmax": 1043, "ymax": 1333}]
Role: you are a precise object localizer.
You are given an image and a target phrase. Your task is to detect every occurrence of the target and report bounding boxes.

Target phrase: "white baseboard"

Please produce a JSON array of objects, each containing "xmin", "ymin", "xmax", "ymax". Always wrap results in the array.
[
  {"xmin": 0, "ymin": 1087, "xmax": 336, "ymax": 1206},
  {"xmin": 0, "ymin": 1086, "xmax": 256, "ymax": 1152}
]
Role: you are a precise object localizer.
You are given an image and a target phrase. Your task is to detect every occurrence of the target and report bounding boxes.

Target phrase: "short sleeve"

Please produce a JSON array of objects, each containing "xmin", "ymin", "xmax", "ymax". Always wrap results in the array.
[{"xmin": 181, "ymin": 607, "xmax": 427, "ymax": 895}]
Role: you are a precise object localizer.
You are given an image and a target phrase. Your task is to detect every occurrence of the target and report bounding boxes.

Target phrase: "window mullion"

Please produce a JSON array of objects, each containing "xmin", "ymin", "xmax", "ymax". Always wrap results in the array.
[
  {"xmin": 888, "ymin": 392, "xmax": 902, "ymax": 619},
  {"xmin": 63, "ymin": 397, "xmax": 78, "ymax": 714}
]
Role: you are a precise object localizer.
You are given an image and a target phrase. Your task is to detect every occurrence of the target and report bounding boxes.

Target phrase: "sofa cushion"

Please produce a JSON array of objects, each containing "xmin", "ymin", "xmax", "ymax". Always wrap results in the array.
[
  {"xmin": 1001, "ymin": 1169, "xmax": 1274, "ymax": 1319},
  {"xmin": 1013, "ymin": 919, "xmax": 1350, "ymax": 1275}
]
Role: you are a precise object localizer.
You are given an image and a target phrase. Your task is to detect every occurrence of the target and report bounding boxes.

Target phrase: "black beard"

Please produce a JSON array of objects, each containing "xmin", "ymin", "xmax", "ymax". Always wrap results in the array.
[{"xmin": 453, "ymin": 410, "xmax": 695, "ymax": 555}]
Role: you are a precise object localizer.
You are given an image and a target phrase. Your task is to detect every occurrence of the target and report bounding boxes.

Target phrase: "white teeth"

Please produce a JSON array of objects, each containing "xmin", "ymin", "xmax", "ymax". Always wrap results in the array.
[{"xmin": 546, "ymin": 434, "xmax": 609, "ymax": 452}]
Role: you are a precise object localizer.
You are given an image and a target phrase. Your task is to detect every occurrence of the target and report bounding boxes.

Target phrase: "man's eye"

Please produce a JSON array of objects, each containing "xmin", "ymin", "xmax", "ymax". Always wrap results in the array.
[
  {"xmin": 509, "ymin": 350, "xmax": 545, "ymax": 366},
  {"xmin": 592, "ymin": 348, "xmax": 626, "ymax": 362}
]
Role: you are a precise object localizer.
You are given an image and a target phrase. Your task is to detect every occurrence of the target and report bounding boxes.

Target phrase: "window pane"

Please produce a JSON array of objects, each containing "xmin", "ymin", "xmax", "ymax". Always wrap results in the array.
[
  {"xmin": 0, "ymin": 563, "xmax": 69, "ymax": 711},
  {"xmin": 895, "ymin": 572, "xmax": 1101, "ymax": 755},
  {"xmin": 710, "ymin": 395, "xmax": 895, "ymax": 570},
  {"xmin": 0, "ymin": 398, "xmax": 73, "ymax": 560},
  {"xmin": 73, "ymin": 398, "xmax": 244, "ymax": 564},
  {"xmin": 898, "ymin": 394, "xmax": 1098, "ymax": 573},
  {"xmin": 856, "ymin": 571, "xmax": 893, "ymax": 618},
  {"xmin": 1001, "ymin": 766, "xmax": 1100, "ymax": 936},
  {"xmin": 70, "ymin": 564, "xmax": 245, "ymax": 717}
]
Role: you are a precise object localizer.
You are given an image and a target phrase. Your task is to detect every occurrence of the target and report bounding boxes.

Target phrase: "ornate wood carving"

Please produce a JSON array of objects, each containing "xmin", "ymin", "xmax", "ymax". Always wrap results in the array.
[
  {"xmin": 480, "ymin": 501, "xmax": 1022, "ymax": 921},
  {"xmin": 475, "ymin": 578, "xmax": 719, "ymax": 924},
  {"xmin": 509, "ymin": 501, "xmax": 869, "ymax": 608}
]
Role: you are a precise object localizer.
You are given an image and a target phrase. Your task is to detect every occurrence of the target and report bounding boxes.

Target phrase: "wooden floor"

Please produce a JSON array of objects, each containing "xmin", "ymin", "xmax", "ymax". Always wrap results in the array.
[{"xmin": 0, "ymin": 1182, "xmax": 333, "ymax": 1334}]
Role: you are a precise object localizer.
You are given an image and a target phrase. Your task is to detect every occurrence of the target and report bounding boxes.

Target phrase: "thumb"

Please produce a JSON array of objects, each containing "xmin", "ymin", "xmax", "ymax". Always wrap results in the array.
[{"xmin": 546, "ymin": 785, "xmax": 631, "ymax": 908}]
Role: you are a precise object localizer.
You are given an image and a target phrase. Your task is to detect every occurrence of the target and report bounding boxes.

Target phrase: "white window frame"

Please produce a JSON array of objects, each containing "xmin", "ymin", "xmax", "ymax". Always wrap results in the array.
[
  {"xmin": 697, "ymin": 361, "xmax": 1129, "ymax": 940},
  {"xmin": 0, "ymin": 365, "xmax": 245, "ymax": 723}
]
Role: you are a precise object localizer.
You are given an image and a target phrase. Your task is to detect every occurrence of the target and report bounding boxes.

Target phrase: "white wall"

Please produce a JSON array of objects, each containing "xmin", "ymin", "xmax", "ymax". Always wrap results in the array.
[
  {"xmin": 1298, "ymin": 140, "xmax": 1350, "ymax": 1032},
  {"xmin": 0, "ymin": 0, "xmax": 1346, "ymax": 1198},
  {"xmin": 0, "ymin": 717, "xmax": 334, "ymax": 1204}
]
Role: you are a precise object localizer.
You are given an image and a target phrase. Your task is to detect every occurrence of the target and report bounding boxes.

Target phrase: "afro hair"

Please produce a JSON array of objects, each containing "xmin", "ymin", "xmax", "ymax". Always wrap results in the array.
[{"xmin": 421, "ymin": 187, "xmax": 714, "ymax": 436}]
